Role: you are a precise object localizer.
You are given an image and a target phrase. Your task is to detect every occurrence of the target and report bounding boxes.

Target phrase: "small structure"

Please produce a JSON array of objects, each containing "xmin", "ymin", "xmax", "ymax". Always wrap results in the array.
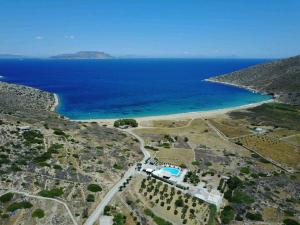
[
  {"xmin": 145, "ymin": 168, "xmax": 155, "ymax": 174},
  {"xmin": 18, "ymin": 126, "xmax": 31, "ymax": 133},
  {"xmin": 193, "ymin": 187, "xmax": 223, "ymax": 208},
  {"xmin": 253, "ymin": 127, "xmax": 266, "ymax": 134},
  {"xmin": 99, "ymin": 215, "xmax": 113, "ymax": 225}
]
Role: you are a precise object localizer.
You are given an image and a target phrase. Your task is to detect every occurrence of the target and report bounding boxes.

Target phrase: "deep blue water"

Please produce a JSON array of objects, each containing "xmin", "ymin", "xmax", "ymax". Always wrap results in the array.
[{"xmin": 0, "ymin": 58, "xmax": 272, "ymax": 119}]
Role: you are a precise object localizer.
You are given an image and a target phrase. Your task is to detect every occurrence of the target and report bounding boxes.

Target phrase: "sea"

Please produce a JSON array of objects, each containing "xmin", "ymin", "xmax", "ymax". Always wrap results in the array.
[{"xmin": 0, "ymin": 58, "xmax": 272, "ymax": 119}]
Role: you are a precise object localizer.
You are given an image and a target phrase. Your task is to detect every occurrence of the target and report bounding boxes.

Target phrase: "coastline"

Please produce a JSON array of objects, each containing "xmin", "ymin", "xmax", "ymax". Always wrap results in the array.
[
  {"xmin": 50, "ymin": 93, "xmax": 59, "ymax": 111},
  {"xmin": 76, "ymin": 99, "xmax": 274, "ymax": 125},
  {"xmin": 204, "ymin": 78, "xmax": 265, "ymax": 95}
]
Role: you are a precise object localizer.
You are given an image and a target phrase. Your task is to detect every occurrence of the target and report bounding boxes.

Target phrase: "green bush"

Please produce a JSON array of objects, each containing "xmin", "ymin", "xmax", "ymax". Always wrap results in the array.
[
  {"xmin": 179, "ymin": 164, "xmax": 187, "ymax": 168},
  {"xmin": 245, "ymin": 212, "xmax": 263, "ymax": 221},
  {"xmin": 283, "ymin": 219, "xmax": 300, "ymax": 225},
  {"xmin": 227, "ymin": 176, "xmax": 243, "ymax": 190},
  {"xmin": 23, "ymin": 130, "xmax": 43, "ymax": 145},
  {"xmin": 207, "ymin": 204, "xmax": 217, "ymax": 225},
  {"xmin": 113, "ymin": 163, "xmax": 124, "ymax": 170},
  {"xmin": 114, "ymin": 119, "xmax": 138, "ymax": 128},
  {"xmin": 53, "ymin": 129, "xmax": 67, "ymax": 136},
  {"xmin": 32, "ymin": 208, "xmax": 45, "ymax": 218},
  {"xmin": 87, "ymin": 184, "xmax": 102, "ymax": 192},
  {"xmin": 7, "ymin": 201, "xmax": 33, "ymax": 212},
  {"xmin": 38, "ymin": 188, "xmax": 64, "ymax": 198},
  {"xmin": 221, "ymin": 206, "xmax": 234, "ymax": 224},
  {"xmin": 113, "ymin": 213, "xmax": 126, "ymax": 225},
  {"xmin": 175, "ymin": 198, "xmax": 184, "ymax": 207},
  {"xmin": 240, "ymin": 167, "xmax": 250, "ymax": 174},
  {"xmin": 104, "ymin": 205, "xmax": 111, "ymax": 216},
  {"xmin": 0, "ymin": 193, "xmax": 14, "ymax": 203},
  {"xmin": 1, "ymin": 213, "xmax": 9, "ymax": 219},
  {"xmin": 144, "ymin": 208, "xmax": 172, "ymax": 225},
  {"xmin": 191, "ymin": 161, "xmax": 200, "ymax": 166},
  {"xmin": 86, "ymin": 194, "xmax": 95, "ymax": 202},
  {"xmin": 231, "ymin": 190, "xmax": 254, "ymax": 204}
]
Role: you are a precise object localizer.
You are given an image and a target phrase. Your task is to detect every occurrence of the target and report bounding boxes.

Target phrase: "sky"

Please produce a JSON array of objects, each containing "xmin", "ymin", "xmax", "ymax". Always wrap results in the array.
[{"xmin": 0, "ymin": 0, "xmax": 300, "ymax": 58}]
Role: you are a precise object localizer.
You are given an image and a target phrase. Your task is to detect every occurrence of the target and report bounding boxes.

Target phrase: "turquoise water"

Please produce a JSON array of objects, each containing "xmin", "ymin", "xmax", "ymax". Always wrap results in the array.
[
  {"xmin": 162, "ymin": 167, "xmax": 181, "ymax": 176},
  {"xmin": 0, "ymin": 58, "xmax": 272, "ymax": 119}
]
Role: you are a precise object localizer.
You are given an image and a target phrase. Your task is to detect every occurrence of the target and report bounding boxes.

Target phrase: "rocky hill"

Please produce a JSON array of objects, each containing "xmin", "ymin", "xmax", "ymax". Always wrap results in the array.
[
  {"xmin": 51, "ymin": 51, "xmax": 113, "ymax": 59},
  {"xmin": 0, "ymin": 81, "xmax": 55, "ymax": 114},
  {"xmin": 207, "ymin": 55, "xmax": 300, "ymax": 105},
  {"xmin": 0, "ymin": 81, "xmax": 142, "ymax": 225}
]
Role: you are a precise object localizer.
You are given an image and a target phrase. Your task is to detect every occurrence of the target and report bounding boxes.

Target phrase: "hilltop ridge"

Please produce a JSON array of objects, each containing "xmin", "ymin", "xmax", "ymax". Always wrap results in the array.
[{"xmin": 207, "ymin": 55, "xmax": 300, "ymax": 105}]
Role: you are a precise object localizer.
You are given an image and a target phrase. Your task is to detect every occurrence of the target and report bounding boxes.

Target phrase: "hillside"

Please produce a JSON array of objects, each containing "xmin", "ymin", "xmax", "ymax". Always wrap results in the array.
[
  {"xmin": 0, "ymin": 81, "xmax": 142, "ymax": 225},
  {"xmin": 207, "ymin": 55, "xmax": 300, "ymax": 105},
  {"xmin": 50, "ymin": 51, "xmax": 113, "ymax": 59}
]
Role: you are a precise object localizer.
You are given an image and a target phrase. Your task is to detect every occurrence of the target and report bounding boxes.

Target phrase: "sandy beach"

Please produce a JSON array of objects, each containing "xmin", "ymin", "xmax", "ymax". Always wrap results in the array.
[
  {"xmin": 76, "ymin": 99, "xmax": 274, "ymax": 126},
  {"xmin": 50, "ymin": 93, "xmax": 59, "ymax": 111}
]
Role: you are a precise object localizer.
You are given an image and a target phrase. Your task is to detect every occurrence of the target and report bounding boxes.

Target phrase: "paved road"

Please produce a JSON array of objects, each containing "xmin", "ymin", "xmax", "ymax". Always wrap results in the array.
[
  {"xmin": 84, "ymin": 166, "xmax": 136, "ymax": 225},
  {"xmin": 0, "ymin": 190, "xmax": 78, "ymax": 225},
  {"xmin": 125, "ymin": 128, "xmax": 151, "ymax": 161},
  {"xmin": 84, "ymin": 128, "xmax": 150, "ymax": 225}
]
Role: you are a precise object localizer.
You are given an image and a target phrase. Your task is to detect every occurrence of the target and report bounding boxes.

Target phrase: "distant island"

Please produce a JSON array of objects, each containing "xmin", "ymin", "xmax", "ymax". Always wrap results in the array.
[
  {"xmin": 0, "ymin": 54, "xmax": 28, "ymax": 59},
  {"xmin": 50, "ymin": 51, "xmax": 113, "ymax": 59},
  {"xmin": 207, "ymin": 55, "xmax": 300, "ymax": 106}
]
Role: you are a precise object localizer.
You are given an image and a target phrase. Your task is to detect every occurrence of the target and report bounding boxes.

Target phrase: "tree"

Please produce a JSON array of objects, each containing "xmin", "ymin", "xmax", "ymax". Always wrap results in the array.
[
  {"xmin": 0, "ymin": 193, "xmax": 14, "ymax": 203},
  {"xmin": 220, "ymin": 206, "xmax": 234, "ymax": 224},
  {"xmin": 114, "ymin": 119, "xmax": 138, "ymax": 128},
  {"xmin": 175, "ymin": 198, "xmax": 184, "ymax": 207},
  {"xmin": 283, "ymin": 219, "xmax": 300, "ymax": 225},
  {"xmin": 245, "ymin": 212, "xmax": 263, "ymax": 221},
  {"xmin": 32, "ymin": 209, "xmax": 45, "ymax": 218},
  {"xmin": 87, "ymin": 184, "xmax": 102, "ymax": 192}
]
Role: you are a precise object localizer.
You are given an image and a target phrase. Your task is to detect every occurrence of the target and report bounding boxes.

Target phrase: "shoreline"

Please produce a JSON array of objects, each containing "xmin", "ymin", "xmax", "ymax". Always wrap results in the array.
[
  {"xmin": 50, "ymin": 93, "xmax": 59, "ymax": 111},
  {"xmin": 76, "ymin": 99, "xmax": 274, "ymax": 124},
  {"xmin": 204, "ymin": 78, "xmax": 267, "ymax": 95}
]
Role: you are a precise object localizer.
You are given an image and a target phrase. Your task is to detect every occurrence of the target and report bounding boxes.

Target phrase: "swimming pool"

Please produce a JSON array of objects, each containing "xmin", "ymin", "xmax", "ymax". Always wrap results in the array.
[{"xmin": 162, "ymin": 167, "xmax": 181, "ymax": 177}]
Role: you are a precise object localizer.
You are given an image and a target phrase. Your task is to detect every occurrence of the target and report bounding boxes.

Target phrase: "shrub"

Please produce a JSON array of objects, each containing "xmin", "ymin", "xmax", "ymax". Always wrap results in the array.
[
  {"xmin": 87, "ymin": 184, "xmax": 102, "ymax": 192},
  {"xmin": 227, "ymin": 176, "xmax": 243, "ymax": 190},
  {"xmin": 1, "ymin": 213, "xmax": 9, "ymax": 218},
  {"xmin": 144, "ymin": 208, "xmax": 172, "ymax": 225},
  {"xmin": 38, "ymin": 188, "xmax": 64, "ymax": 198},
  {"xmin": 7, "ymin": 201, "xmax": 33, "ymax": 212},
  {"xmin": 221, "ymin": 206, "xmax": 234, "ymax": 224},
  {"xmin": 245, "ymin": 212, "xmax": 263, "ymax": 221},
  {"xmin": 205, "ymin": 162, "xmax": 212, "ymax": 167},
  {"xmin": 191, "ymin": 161, "xmax": 200, "ymax": 166},
  {"xmin": 22, "ymin": 130, "xmax": 43, "ymax": 145},
  {"xmin": 53, "ymin": 129, "xmax": 67, "ymax": 136},
  {"xmin": 0, "ymin": 193, "xmax": 14, "ymax": 203},
  {"xmin": 175, "ymin": 198, "xmax": 184, "ymax": 207},
  {"xmin": 283, "ymin": 219, "xmax": 300, "ymax": 225},
  {"xmin": 113, "ymin": 163, "xmax": 124, "ymax": 170},
  {"xmin": 86, "ymin": 194, "xmax": 95, "ymax": 202},
  {"xmin": 114, "ymin": 119, "xmax": 138, "ymax": 128},
  {"xmin": 240, "ymin": 167, "xmax": 250, "ymax": 174},
  {"xmin": 179, "ymin": 164, "xmax": 187, "ymax": 168},
  {"xmin": 32, "ymin": 208, "xmax": 45, "ymax": 218},
  {"xmin": 231, "ymin": 190, "xmax": 254, "ymax": 204},
  {"xmin": 104, "ymin": 205, "xmax": 111, "ymax": 216},
  {"xmin": 113, "ymin": 213, "xmax": 126, "ymax": 225}
]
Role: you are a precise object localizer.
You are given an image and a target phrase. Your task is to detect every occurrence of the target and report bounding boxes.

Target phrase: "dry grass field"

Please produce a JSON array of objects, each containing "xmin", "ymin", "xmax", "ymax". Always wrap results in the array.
[
  {"xmin": 267, "ymin": 128, "xmax": 300, "ymax": 139},
  {"xmin": 208, "ymin": 117, "xmax": 252, "ymax": 138},
  {"xmin": 154, "ymin": 148, "xmax": 195, "ymax": 167},
  {"xmin": 140, "ymin": 119, "xmax": 192, "ymax": 128},
  {"xmin": 281, "ymin": 135, "xmax": 300, "ymax": 147},
  {"xmin": 234, "ymin": 134, "xmax": 300, "ymax": 169}
]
